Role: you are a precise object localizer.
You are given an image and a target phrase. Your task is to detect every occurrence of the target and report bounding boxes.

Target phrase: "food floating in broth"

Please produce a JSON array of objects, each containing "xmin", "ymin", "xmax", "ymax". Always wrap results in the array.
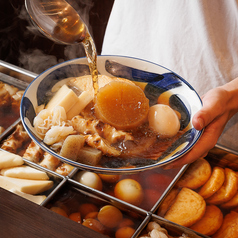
[
  {"xmin": 148, "ymin": 104, "xmax": 180, "ymax": 137},
  {"xmin": 95, "ymin": 80, "xmax": 149, "ymax": 130},
  {"xmin": 33, "ymin": 74, "xmax": 186, "ymax": 168},
  {"xmin": 75, "ymin": 171, "xmax": 103, "ymax": 191},
  {"xmin": 114, "ymin": 178, "xmax": 144, "ymax": 206}
]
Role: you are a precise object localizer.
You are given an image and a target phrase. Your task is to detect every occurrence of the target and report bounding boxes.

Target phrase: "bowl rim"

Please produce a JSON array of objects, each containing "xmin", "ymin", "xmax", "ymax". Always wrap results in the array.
[{"xmin": 20, "ymin": 55, "xmax": 203, "ymax": 174}]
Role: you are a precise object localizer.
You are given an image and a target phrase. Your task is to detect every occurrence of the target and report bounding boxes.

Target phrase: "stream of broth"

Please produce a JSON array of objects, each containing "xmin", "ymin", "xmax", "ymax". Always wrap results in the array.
[
  {"xmin": 51, "ymin": 3, "xmax": 99, "ymax": 96},
  {"xmin": 82, "ymin": 33, "xmax": 99, "ymax": 97}
]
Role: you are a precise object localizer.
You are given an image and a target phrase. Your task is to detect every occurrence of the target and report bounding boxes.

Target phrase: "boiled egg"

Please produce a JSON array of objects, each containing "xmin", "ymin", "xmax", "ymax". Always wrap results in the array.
[
  {"xmin": 50, "ymin": 206, "xmax": 68, "ymax": 217},
  {"xmin": 78, "ymin": 203, "xmax": 98, "ymax": 219},
  {"xmin": 75, "ymin": 171, "xmax": 103, "ymax": 191},
  {"xmin": 118, "ymin": 218, "xmax": 135, "ymax": 228},
  {"xmin": 82, "ymin": 218, "xmax": 104, "ymax": 233},
  {"xmin": 148, "ymin": 104, "xmax": 180, "ymax": 137},
  {"xmin": 115, "ymin": 226, "xmax": 136, "ymax": 238},
  {"xmin": 84, "ymin": 211, "xmax": 98, "ymax": 220},
  {"xmin": 114, "ymin": 179, "xmax": 144, "ymax": 206},
  {"xmin": 97, "ymin": 205, "xmax": 123, "ymax": 228},
  {"xmin": 69, "ymin": 212, "xmax": 82, "ymax": 223}
]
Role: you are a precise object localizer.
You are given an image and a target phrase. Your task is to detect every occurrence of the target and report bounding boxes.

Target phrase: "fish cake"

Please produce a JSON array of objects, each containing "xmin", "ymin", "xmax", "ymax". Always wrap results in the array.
[
  {"xmin": 220, "ymin": 191, "xmax": 238, "ymax": 209},
  {"xmin": 198, "ymin": 166, "xmax": 225, "ymax": 199},
  {"xmin": 157, "ymin": 188, "xmax": 179, "ymax": 217},
  {"xmin": 189, "ymin": 205, "xmax": 223, "ymax": 236},
  {"xmin": 164, "ymin": 187, "xmax": 206, "ymax": 227},
  {"xmin": 212, "ymin": 211, "xmax": 238, "ymax": 238},
  {"xmin": 206, "ymin": 168, "xmax": 238, "ymax": 205},
  {"xmin": 176, "ymin": 158, "xmax": 211, "ymax": 189}
]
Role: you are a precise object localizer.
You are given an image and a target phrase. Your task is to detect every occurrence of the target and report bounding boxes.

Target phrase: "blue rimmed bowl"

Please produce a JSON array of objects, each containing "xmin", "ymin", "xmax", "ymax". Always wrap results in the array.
[{"xmin": 20, "ymin": 55, "xmax": 203, "ymax": 174}]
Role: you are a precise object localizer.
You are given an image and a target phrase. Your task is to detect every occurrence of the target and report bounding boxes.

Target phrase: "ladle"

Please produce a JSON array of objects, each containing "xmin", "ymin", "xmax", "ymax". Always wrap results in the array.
[
  {"xmin": 25, "ymin": 0, "xmax": 88, "ymax": 44},
  {"xmin": 25, "ymin": 0, "xmax": 98, "ymax": 94}
]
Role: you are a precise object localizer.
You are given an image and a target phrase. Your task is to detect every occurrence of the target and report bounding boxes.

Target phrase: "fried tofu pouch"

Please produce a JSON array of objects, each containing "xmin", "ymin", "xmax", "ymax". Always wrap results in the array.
[
  {"xmin": 212, "ymin": 211, "xmax": 238, "ymax": 238},
  {"xmin": 164, "ymin": 187, "xmax": 206, "ymax": 227}
]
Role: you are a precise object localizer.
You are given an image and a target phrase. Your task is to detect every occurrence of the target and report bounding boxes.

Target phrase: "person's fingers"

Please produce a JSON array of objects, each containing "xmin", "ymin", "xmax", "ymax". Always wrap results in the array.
[
  {"xmin": 163, "ymin": 87, "xmax": 235, "ymax": 170},
  {"xmin": 163, "ymin": 115, "xmax": 226, "ymax": 170},
  {"xmin": 192, "ymin": 89, "xmax": 226, "ymax": 130}
]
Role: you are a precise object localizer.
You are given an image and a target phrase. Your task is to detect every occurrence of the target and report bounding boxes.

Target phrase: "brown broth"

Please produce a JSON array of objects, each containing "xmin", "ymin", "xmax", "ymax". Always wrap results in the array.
[
  {"xmin": 119, "ymin": 127, "xmax": 184, "ymax": 160},
  {"xmin": 52, "ymin": 4, "xmax": 98, "ymax": 96},
  {"xmin": 80, "ymin": 101, "xmax": 186, "ymax": 168},
  {"xmin": 82, "ymin": 33, "xmax": 99, "ymax": 97}
]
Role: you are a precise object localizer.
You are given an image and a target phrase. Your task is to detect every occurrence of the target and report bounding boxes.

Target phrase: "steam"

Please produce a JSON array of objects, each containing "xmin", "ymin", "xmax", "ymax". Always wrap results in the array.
[
  {"xmin": 19, "ymin": 49, "xmax": 59, "ymax": 73},
  {"xmin": 16, "ymin": 0, "xmax": 94, "ymax": 74}
]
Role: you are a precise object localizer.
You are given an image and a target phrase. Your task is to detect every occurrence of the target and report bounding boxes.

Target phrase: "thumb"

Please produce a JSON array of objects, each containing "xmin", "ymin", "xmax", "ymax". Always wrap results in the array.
[{"xmin": 192, "ymin": 91, "xmax": 224, "ymax": 130}]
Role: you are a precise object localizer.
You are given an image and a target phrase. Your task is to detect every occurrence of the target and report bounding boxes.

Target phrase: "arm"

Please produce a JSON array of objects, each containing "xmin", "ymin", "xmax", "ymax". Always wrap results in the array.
[{"xmin": 163, "ymin": 77, "xmax": 238, "ymax": 169}]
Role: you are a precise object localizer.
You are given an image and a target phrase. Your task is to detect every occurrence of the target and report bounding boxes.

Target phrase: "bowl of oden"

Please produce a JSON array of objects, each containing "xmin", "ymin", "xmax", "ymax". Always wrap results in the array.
[{"xmin": 21, "ymin": 56, "xmax": 203, "ymax": 174}]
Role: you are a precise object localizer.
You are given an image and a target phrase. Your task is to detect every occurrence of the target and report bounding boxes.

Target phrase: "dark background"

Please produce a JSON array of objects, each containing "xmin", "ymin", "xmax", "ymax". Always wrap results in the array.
[{"xmin": 0, "ymin": 0, "xmax": 114, "ymax": 74}]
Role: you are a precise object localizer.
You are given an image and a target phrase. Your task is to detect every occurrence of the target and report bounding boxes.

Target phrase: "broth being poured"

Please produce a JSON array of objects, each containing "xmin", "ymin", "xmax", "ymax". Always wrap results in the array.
[
  {"xmin": 26, "ymin": 0, "xmax": 99, "ymax": 95},
  {"xmin": 82, "ymin": 33, "xmax": 99, "ymax": 97},
  {"xmin": 51, "ymin": 3, "xmax": 99, "ymax": 96}
]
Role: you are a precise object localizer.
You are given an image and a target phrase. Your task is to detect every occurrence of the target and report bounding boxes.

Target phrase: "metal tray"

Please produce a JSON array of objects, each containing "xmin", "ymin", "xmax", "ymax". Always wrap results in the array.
[{"xmin": 2, "ymin": 60, "xmax": 235, "ymax": 238}]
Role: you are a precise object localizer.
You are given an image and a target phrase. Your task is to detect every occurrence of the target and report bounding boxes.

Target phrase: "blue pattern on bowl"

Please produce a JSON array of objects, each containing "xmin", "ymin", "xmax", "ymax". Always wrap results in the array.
[
  {"xmin": 20, "ymin": 55, "xmax": 203, "ymax": 174},
  {"xmin": 105, "ymin": 59, "xmax": 183, "ymax": 89}
]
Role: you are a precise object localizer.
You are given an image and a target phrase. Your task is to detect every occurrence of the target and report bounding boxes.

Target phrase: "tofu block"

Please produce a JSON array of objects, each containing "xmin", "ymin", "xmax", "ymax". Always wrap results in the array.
[
  {"xmin": 1, "ymin": 165, "xmax": 49, "ymax": 180},
  {"xmin": 67, "ymin": 91, "xmax": 93, "ymax": 119},
  {"xmin": 46, "ymin": 84, "xmax": 78, "ymax": 113},
  {"xmin": 0, "ymin": 175, "xmax": 53, "ymax": 195},
  {"xmin": 0, "ymin": 150, "xmax": 24, "ymax": 169},
  {"xmin": 9, "ymin": 188, "xmax": 46, "ymax": 205}
]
